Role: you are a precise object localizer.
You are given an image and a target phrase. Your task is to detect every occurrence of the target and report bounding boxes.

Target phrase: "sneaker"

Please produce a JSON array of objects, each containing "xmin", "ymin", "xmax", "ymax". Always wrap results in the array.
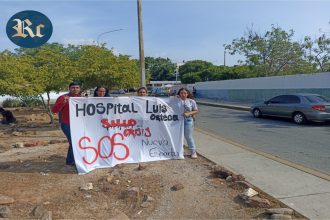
[{"xmin": 191, "ymin": 151, "xmax": 197, "ymax": 159}]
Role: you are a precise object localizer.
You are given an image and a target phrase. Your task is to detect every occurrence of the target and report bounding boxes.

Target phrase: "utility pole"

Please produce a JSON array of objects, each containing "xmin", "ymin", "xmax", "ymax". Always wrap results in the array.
[
  {"xmin": 137, "ymin": 0, "xmax": 145, "ymax": 87},
  {"xmin": 224, "ymin": 49, "xmax": 226, "ymax": 67},
  {"xmin": 175, "ymin": 68, "xmax": 178, "ymax": 84}
]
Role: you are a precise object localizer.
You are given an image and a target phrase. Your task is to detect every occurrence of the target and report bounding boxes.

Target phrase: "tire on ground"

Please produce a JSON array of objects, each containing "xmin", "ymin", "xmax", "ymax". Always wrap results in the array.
[
  {"xmin": 252, "ymin": 108, "xmax": 262, "ymax": 118},
  {"xmin": 292, "ymin": 112, "xmax": 306, "ymax": 124}
]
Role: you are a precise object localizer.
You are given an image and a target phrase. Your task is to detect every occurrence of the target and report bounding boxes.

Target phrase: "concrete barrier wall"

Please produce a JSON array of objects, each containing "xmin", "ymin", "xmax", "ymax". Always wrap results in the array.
[{"xmin": 195, "ymin": 72, "xmax": 330, "ymax": 102}]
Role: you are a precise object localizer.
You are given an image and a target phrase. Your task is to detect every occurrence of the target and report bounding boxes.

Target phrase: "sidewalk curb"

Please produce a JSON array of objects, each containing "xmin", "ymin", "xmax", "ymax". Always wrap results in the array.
[
  {"xmin": 196, "ymin": 101, "xmax": 250, "ymax": 111},
  {"xmin": 196, "ymin": 128, "xmax": 330, "ymax": 182},
  {"xmin": 194, "ymin": 144, "xmax": 307, "ymax": 219},
  {"xmin": 194, "ymin": 128, "xmax": 330, "ymax": 219}
]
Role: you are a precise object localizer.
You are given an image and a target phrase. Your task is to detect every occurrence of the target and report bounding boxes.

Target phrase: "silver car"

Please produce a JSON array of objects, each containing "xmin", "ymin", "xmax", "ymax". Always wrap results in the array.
[{"xmin": 250, "ymin": 93, "xmax": 330, "ymax": 124}]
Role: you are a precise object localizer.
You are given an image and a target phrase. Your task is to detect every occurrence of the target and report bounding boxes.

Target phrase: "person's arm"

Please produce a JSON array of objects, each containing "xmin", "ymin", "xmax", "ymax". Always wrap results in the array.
[
  {"xmin": 183, "ymin": 110, "xmax": 198, "ymax": 117},
  {"xmin": 51, "ymin": 96, "xmax": 67, "ymax": 113},
  {"xmin": 183, "ymin": 99, "xmax": 198, "ymax": 117}
]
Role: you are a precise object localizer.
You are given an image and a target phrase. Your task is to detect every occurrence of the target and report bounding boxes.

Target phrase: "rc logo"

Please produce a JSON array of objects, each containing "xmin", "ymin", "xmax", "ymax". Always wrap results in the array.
[{"xmin": 6, "ymin": 10, "xmax": 53, "ymax": 48}]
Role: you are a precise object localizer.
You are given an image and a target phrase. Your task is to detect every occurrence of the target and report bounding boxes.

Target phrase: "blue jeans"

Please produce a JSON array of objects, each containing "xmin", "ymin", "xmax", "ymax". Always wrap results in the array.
[
  {"xmin": 184, "ymin": 117, "xmax": 196, "ymax": 151},
  {"xmin": 61, "ymin": 123, "xmax": 75, "ymax": 165}
]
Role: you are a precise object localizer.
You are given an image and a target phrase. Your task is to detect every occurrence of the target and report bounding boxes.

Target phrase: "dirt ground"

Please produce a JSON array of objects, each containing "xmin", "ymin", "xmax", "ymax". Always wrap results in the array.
[{"xmin": 0, "ymin": 108, "xmax": 304, "ymax": 219}]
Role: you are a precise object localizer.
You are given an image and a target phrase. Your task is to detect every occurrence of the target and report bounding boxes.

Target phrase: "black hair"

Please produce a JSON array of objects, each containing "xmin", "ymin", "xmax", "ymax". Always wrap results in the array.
[
  {"xmin": 94, "ymin": 86, "xmax": 110, "ymax": 97},
  {"xmin": 137, "ymin": 87, "xmax": 147, "ymax": 93},
  {"xmin": 177, "ymin": 87, "xmax": 194, "ymax": 99},
  {"xmin": 69, "ymin": 80, "xmax": 82, "ymax": 88}
]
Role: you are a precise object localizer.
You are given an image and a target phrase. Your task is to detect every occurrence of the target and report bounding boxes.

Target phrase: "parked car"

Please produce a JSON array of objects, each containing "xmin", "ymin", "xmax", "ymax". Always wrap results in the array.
[
  {"xmin": 110, "ymin": 89, "xmax": 126, "ymax": 94},
  {"xmin": 151, "ymin": 87, "xmax": 170, "ymax": 97},
  {"xmin": 250, "ymin": 93, "xmax": 330, "ymax": 124},
  {"xmin": 127, "ymin": 88, "xmax": 137, "ymax": 93}
]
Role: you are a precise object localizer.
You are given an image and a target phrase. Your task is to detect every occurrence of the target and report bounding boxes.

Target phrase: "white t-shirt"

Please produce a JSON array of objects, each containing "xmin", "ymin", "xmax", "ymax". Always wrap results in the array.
[{"xmin": 182, "ymin": 98, "xmax": 198, "ymax": 117}]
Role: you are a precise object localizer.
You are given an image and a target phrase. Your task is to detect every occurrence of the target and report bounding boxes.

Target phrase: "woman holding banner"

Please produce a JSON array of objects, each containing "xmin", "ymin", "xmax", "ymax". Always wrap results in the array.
[
  {"xmin": 93, "ymin": 86, "xmax": 110, "ymax": 97},
  {"xmin": 137, "ymin": 87, "xmax": 148, "ymax": 96},
  {"xmin": 177, "ymin": 88, "xmax": 198, "ymax": 159}
]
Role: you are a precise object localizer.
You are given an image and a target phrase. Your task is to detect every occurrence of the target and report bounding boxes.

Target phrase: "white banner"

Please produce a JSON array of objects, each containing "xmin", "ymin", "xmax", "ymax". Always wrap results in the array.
[{"xmin": 69, "ymin": 97, "xmax": 185, "ymax": 174}]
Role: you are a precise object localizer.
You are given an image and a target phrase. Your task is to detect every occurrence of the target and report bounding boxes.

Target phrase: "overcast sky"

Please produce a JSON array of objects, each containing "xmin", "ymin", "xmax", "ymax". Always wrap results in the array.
[{"xmin": 1, "ymin": 0, "xmax": 330, "ymax": 66}]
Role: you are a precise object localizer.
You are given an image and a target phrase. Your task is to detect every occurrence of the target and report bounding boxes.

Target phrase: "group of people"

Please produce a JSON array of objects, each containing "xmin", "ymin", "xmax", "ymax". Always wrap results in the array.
[{"xmin": 51, "ymin": 81, "xmax": 198, "ymax": 166}]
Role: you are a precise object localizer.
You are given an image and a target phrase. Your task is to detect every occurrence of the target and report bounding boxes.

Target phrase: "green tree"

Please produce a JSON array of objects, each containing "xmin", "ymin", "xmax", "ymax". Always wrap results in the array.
[
  {"xmin": 76, "ymin": 45, "xmax": 139, "ymax": 90},
  {"xmin": 181, "ymin": 72, "xmax": 202, "ymax": 84},
  {"xmin": 1, "ymin": 43, "xmax": 140, "ymax": 124},
  {"xmin": 0, "ymin": 51, "xmax": 43, "ymax": 97},
  {"xmin": 178, "ymin": 60, "xmax": 212, "ymax": 83},
  {"xmin": 198, "ymin": 65, "xmax": 255, "ymax": 82},
  {"xmin": 15, "ymin": 43, "xmax": 77, "ymax": 123},
  {"xmin": 145, "ymin": 57, "xmax": 176, "ymax": 81},
  {"xmin": 225, "ymin": 25, "xmax": 306, "ymax": 76},
  {"xmin": 304, "ymin": 34, "xmax": 330, "ymax": 72}
]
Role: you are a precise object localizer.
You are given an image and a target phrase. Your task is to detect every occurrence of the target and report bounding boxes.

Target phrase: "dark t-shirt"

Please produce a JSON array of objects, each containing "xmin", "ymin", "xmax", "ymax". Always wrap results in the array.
[{"xmin": 1, "ymin": 110, "xmax": 16, "ymax": 124}]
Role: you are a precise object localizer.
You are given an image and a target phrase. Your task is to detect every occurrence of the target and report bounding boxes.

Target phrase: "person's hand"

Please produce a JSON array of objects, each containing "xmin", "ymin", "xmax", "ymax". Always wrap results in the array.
[
  {"xmin": 63, "ymin": 96, "xmax": 69, "ymax": 103},
  {"xmin": 183, "ymin": 112, "xmax": 190, "ymax": 117}
]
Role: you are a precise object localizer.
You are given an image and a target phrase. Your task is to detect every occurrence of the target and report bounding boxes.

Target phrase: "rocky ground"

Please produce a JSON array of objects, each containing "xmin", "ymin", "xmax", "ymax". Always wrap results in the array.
[{"xmin": 0, "ymin": 108, "xmax": 305, "ymax": 219}]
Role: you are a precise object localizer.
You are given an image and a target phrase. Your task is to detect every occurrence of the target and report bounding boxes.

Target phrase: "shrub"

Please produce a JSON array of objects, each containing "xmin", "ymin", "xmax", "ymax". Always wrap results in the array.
[
  {"xmin": 2, "ymin": 96, "xmax": 43, "ymax": 108},
  {"xmin": 2, "ymin": 98, "xmax": 23, "ymax": 108},
  {"xmin": 20, "ymin": 96, "xmax": 43, "ymax": 107}
]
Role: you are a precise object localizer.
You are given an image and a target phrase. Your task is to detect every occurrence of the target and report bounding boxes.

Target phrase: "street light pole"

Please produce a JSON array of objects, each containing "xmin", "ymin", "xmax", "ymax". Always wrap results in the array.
[
  {"xmin": 97, "ymin": 28, "xmax": 123, "ymax": 46},
  {"xmin": 137, "ymin": 0, "xmax": 146, "ymax": 87}
]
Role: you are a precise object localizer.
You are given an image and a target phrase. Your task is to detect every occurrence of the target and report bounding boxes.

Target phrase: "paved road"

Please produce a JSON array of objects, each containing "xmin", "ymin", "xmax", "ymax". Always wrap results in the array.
[{"xmin": 196, "ymin": 105, "xmax": 330, "ymax": 175}]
